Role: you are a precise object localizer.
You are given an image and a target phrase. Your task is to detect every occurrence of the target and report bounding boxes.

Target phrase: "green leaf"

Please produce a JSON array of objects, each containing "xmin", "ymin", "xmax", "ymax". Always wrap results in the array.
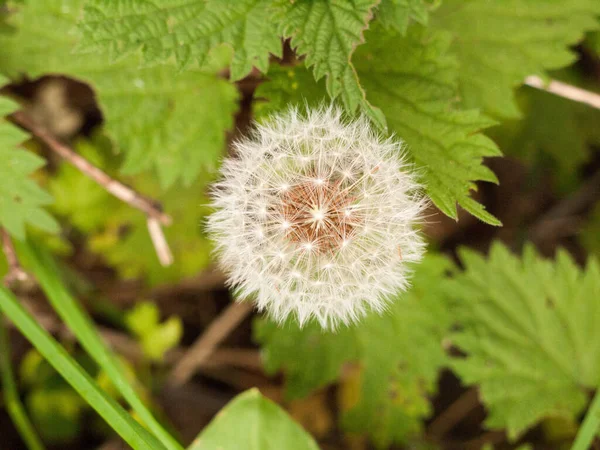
[
  {"xmin": 140, "ymin": 317, "xmax": 182, "ymax": 362},
  {"xmin": 255, "ymin": 255, "xmax": 452, "ymax": 447},
  {"xmin": 78, "ymin": 0, "xmax": 282, "ymax": 81},
  {"xmin": 354, "ymin": 26, "xmax": 502, "ymax": 224},
  {"xmin": 257, "ymin": 26, "xmax": 502, "ymax": 225},
  {"xmin": 0, "ymin": 77, "xmax": 59, "ymax": 239},
  {"xmin": 188, "ymin": 389, "xmax": 319, "ymax": 450},
  {"xmin": 0, "ymin": 0, "xmax": 239, "ymax": 189},
  {"xmin": 126, "ymin": 302, "xmax": 161, "ymax": 338},
  {"xmin": 0, "ymin": 285, "xmax": 168, "ymax": 450},
  {"xmin": 126, "ymin": 302, "xmax": 183, "ymax": 361},
  {"xmin": 97, "ymin": 64, "xmax": 238, "ymax": 188},
  {"xmin": 433, "ymin": 0, "xmax": 600, "ymax": 118},
  {"xmin": 449, "ymin": 242, "xmax": 600, "ymax": 440},
  {"xmin": 377, "ymin": 0, "xmax": 433, "ymax": 34},
  {"xmin": 277, "ymin": 0, "xmax": 385, "ymax": 128}
]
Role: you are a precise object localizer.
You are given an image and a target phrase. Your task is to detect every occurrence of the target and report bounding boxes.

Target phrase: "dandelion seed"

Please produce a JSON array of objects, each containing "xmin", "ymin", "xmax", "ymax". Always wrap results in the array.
[{"xmin": 207, "ymin": 107, "xmax": 427, "ymax": 329}]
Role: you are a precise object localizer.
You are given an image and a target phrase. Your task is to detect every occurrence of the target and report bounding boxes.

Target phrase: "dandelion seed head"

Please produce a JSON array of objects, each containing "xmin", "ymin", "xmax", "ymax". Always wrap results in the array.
[{"xmin": 207, "ymin": 106, "xmax": 427, "ymax": 329}]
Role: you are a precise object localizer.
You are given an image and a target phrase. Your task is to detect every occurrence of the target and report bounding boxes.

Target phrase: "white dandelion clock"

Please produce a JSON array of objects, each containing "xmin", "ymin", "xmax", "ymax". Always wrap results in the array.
[{"xmin": 207, "ymin": 107, "xmax": 427, "ymax": 329}]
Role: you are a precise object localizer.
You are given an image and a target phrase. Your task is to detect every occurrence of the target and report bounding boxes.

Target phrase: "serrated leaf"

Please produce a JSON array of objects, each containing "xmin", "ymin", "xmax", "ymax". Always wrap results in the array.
[
  {"xmin": 257, "ymin": 25, "xmax": 502, "ymax": 225},
  {"xmin": 277, "ymin": 0, "xmax": 385, "ymax": 128},
  {"xmin": 188, "ymin": 389, "xmax": 319, "ymax": 450},
  {"xmin": 354, "ymin": 26, "xmax": 502, "ymax": 224},
  {"xmin": 377, "ymin": 0, "xmax": 432, "ymax": 34},
  {"xmin": 433, "ymin": 0, "xmax": 600, "ymax": 118},
  {"xmin": 0, "ymin": 78, "xmax": 59, "ymax": 239},
  {"xmin": 255, "ymin": 255, "xmax": 452, "ymax": 447},
  {"xmin": 78, "ymin": 0, "xmax": 282, "ymax": 81},
  {"xmin": 0, "ymin": 0, "xmax": 239, "ymax": 189},
  {"xmin": 449, "ymin": 242, "xmax": 600, "ymax": 439}
]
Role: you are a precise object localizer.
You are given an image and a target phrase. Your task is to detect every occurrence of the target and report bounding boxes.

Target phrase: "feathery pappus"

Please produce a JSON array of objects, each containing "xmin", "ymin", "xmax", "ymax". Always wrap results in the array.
[{"xmin": 207, "ymin": 107, "xmax": 427, "ymax": 330}]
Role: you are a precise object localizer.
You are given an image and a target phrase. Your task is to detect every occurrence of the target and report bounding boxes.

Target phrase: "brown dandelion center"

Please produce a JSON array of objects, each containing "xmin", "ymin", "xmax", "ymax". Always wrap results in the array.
[{"xmin": 277, "ymin": 178, "xmax": 361, "ymax": 253}]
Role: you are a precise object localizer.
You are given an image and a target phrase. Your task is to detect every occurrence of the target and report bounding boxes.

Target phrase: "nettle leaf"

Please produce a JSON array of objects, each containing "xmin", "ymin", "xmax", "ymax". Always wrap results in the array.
[
  {"xmin": 257, "ymin": 25, "xmax": 502, "ymax": 225},
  {"xmin": 0, "ymin": 78, "xmax": 58, "ymax": 239},
  {"xmin": 449, "ymin": 243, "xmax": 600, "ymax": 440},
  {"xmin": 188, "ymin": 389, "xmax": 319, "ymax": 450},
  {"xmin": 277, "ymin": 0, "xmax": 385, "ymax": 128},
  {"xmin": 255, "ymin": 256, "xmax": 452, "ymax": 447},
  {"xmin": 354, "ymin": 26, "xmax": 502, "ymax": 224},
  {"xmin": 433, "ymin": 0, "xmax": 600, "ymax": 118},
  {"xmin": 0, "ymin": 0, "xmax": 238, "ymax": 189},
  {"xmin": 377, "ymin": 0, "xmax": 432, "ymax": 34},
  {"xmin": 78, "ymin": 0, "xmax": 282, "ymax": 81}
]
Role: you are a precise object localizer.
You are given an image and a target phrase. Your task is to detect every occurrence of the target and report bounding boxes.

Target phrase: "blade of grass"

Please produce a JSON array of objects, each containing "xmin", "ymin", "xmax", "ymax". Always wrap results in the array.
[
  {"xmin": 571, "ymin": 389, "xmax": 600, "ymax": 450},
  {"xmin": 0, "ymin": 287, "xmax": 167, "ymax": 450},
  {"xmin": 0, "ymin": 313, "xmax": 46, "ymax": 450},
  {"xmin": 15, "ymin": 241, "xmax": 183, "ymax": 450}
]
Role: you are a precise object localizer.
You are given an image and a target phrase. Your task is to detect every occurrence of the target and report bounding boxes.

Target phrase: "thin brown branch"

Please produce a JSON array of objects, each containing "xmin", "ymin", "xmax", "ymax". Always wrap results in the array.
[
  {"xmin": 204, "ymin": 348, "xmax": 262, "ymax": 371},
  {"xmin": 462, "ymin": 430, "xmax": 506, "ymax": 450},
  {"xmin": 168, "ymin": 301, "xmax": 254, "ymax": 386},
  {"xmin": 0, "ymin": 229, "xmax": 29, "ymax": 288},
  {"xmin": 427, "ymin": 388, "xmax": 480, "ymax": 437},
  {"xmin": 147, "ymin": 217, "xmax": 174, "ymax": 267},
  {"xmin": 10, "ymin": 110, "xmax": 174, "ymax": 266},
  {"xmin": 525, "ymin": 75, "xmax": 600, "ymax": 110}
]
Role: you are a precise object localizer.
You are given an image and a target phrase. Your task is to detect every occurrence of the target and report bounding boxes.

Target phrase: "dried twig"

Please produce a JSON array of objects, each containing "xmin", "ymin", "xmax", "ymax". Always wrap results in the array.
[
  {"xmin": 427, "ymin": 388, "xmax": 479, "ymax": 437},
  {"xmin": 525, "ymin": 75, "xmax": 600, "ymax": 110},
  {"xmin": 147, "ymin": 217, "xmax": 174, "ymax": 266},
  {"xmin": 10, "ymin": 111, "xmax": 173, "ymax": 266},
  {"xmin": 0, "ymin": 229, "xmax": 29, "ymax": 288},
  {"xmin": 168, "ymin": 301, "xmax": 254, "ymax": 386}
]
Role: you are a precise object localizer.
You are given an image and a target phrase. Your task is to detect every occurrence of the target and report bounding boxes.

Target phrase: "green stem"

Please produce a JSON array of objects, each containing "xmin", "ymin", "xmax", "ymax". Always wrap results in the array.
[
  {"xmin": 0, "ymin": 314, "xmax": 46, "ymax": 450},
  {"xmin": 572, "ymin": 390, "xmax": 600, "ymax": 450}
]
